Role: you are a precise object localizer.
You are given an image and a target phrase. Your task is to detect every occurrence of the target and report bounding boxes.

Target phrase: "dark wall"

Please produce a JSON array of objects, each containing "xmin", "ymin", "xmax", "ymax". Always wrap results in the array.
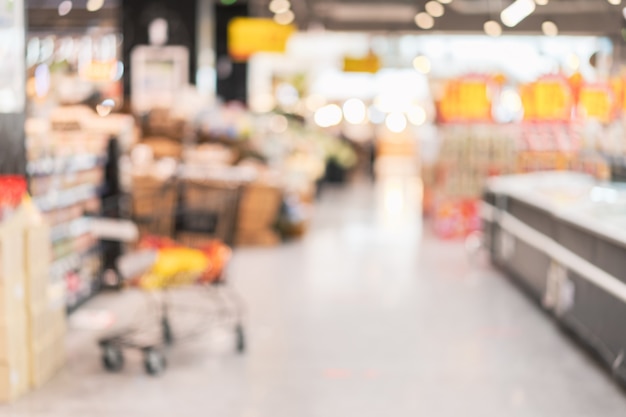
[
  {"xmin": 0, "ymin": 114, "xmax": 26, "ymax": 175},
  {"xmin": 215, "ymin": 3, "xmax": 248, "ymax": 104},
  {"xmin": 121, "ymin": 0, "xmax": 198, "ymax": 97}
]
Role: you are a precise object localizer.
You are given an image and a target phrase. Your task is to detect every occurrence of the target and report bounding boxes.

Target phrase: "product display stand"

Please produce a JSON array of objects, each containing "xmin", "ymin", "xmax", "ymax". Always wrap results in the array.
[{"xmin": 483, "ymin": 172, "xmax": 626, "ymax": 385}]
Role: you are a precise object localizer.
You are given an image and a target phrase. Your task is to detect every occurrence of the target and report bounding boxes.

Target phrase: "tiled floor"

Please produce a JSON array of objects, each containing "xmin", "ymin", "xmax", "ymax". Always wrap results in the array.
[{"xmin": 3, "ymin": 176, "xmax": 626, "ymax": 416}]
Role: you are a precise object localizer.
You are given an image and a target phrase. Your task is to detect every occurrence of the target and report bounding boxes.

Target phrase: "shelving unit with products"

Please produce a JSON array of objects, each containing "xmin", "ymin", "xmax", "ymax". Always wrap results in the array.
[{"xmin": 25, "ymin": 112, "xmax": 111, "ymax": 311}]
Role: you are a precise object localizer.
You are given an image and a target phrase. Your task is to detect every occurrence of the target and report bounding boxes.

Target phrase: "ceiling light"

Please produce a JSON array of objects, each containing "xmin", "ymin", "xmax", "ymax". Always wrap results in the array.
[
  {"xmin": 415, "ymin": 12, "xmax": 435, "ymax": 29},
  {"xmin": 269, "ymin": 0, "xmax": 290, "ymax": 14},
  {"xmin": 567, "ymin": 54, "xmax": 580, "ymax": 71},
  {"xmin": 608, "ymin": 0, "xmax": 622, "ymax": 5},
  {"xmin": 542, "ymin": 20, "xmax": 558, "ymax": 36},
  {"xmin": 425, "ymin": 1, "xmax": 445, "ymax": 17},
  {"xmin": 314, "ymin": 104, "xmax": 343, "ymax": 128},
  {"xmin": 501, "ymin": 0, "xmax": 536, "ymax": 27},
  {"xmin": 274, "ymin": 10, "xmax": 295, "ymax": 25},
  {"xmin": 438, "ymin": 0, "xmax": 453, "ymax": 4},
  {"xmin": 343, "ymin": 99, "xmax": 367, "ymax": 124},
  {"xmin": 306, "ymin": 94, "xmax": 326, "ymax": 112},
  {"xmin": 413, "ymin": 56, "xmax": 431, "ymax": 74},
  {"xmin": 484, "ymin": 20, "xmax": 502, "ymax": 37},
  {"xmin": 385, "ymin": 112, "xmax": 407, "ymax": 133},
  {"xmin": 315, "ymin": 3, "xmax": 417, "ymax": 22},
  {"xmin": 368, "ymin": 106, "xmax": 385, "ymax": 124},
  {"xmin": 535, "ymin": 0, "xmax": 548, "ymax": 5},
  {"xmin": 407, "ymin": 106, "xmax": 427, "ymax": 126},
  {"xmin": 86, "ymin": 0, "xmax": 104, "ymax": 12},
  {"xmin": 58, "ymin": 0, "xmax": 72, "ymax": 16}
]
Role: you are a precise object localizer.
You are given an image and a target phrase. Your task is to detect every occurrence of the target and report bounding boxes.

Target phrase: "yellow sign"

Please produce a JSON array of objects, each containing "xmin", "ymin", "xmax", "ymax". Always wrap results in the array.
[
  {"xmin": 579, "ymin": 85, "xmax": 613, "ymax": 123},
  {"xmin": 228, "ymin": 18, "xmax": 295, "ymax": 62},
  {"xmin": 343, "ymin": 53, "xmax": 381, "ymax": 74},
  {"xmin": 439, "ymin": 78, "xmax": 492, "ymax": 122},
  {"xmin": 80, "ymin": 60, "xmax": 118, "ymax": 82},
  {"xmin": 521, "ymin": 78, "xmax": 572, "ymax": 121}
]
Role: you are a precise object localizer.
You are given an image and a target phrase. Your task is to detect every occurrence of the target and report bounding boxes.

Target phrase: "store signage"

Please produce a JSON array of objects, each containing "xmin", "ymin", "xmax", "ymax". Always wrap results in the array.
[
  {"xmin": 80, "ymin": 60, "xmax": 118, "ymax": 82},
  {"xmin": 579, "ymin": 84, "xmax": 613, "ymax": 123},
  {"xmin": 342, "ymin": 53, "xmax": 381, "ymax": 74},
  {"xmin": 521, "ymin": 77, "xmax": 572, "ymax": 121},
  {"xmin": 438, "ymin": 78, "xmax": 492, "ymax": 122},
  {"xmin": 228, "ymin": 18, "xmax": 295, "ymax": 62}
]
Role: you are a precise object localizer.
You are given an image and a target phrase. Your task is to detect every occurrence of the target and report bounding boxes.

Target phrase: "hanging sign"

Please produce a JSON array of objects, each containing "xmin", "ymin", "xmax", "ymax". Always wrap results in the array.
[
  {"xmin": 438, "ymin": 77, "xmax": 492, "ymax": 122},
  {"xmin": 521, "ymin": 77, "xmax": 572, "ymax": 121},
  {"xmin": 228, "ymin": 18, "xmax": 295, "ymax": 62},
  {"xmin": 343, "ymin": 53, "xmax": 381, "ymax": 74},
  {"xmin": 579, "ymin": 84, "xmax": 613, "ymax": 123}
]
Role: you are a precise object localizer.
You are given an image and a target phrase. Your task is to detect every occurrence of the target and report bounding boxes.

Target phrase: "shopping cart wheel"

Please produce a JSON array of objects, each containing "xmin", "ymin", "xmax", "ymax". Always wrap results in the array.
[
  {"xmin": 102, "ymin": 344, "xmax": 124, "ymax": 372},
  {"xmin": 144, "ymin": 348, "xmax": 167, "ymax": 376},
  {"xmin": 235, "ymin": 324, "xmax": 245, "ymax": 353}
]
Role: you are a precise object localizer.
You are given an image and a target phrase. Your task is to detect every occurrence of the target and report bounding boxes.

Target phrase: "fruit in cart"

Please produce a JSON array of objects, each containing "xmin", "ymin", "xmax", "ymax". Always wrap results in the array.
[
  {"xmin": 140, "ymin": 247, "xmax": 210, "ymax": 290},
  {"xmin": 198, "ymin": 240, "xmax": 232, "ymax": 283},
  {"xmin": 138, "ymin": 235, "xmax": 179, "ymax": 250}
]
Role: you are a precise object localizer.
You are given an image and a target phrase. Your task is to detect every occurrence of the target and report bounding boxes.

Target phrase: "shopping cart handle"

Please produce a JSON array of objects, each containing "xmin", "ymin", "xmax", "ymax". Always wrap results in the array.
[
  {"xmin": 91, "ymin": 218, "xmax": 140, "ymax": 242},
  {"xmin": 116, "ymin": 249, "xmax": 158, "ymax": 281}
]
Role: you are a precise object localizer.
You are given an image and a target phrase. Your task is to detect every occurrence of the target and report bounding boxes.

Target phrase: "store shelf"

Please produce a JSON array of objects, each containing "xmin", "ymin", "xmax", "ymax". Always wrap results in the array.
[
  {"xmin": 27, "ymin": 154, "xmax": 107, "ymax": 177},
  {"xmin": 50, "ymin": 217, "xmax": 93, "ymax": 243},
  {"xmin": 33, "ymin": 184, "xmax": 99, "ymax": 213}
]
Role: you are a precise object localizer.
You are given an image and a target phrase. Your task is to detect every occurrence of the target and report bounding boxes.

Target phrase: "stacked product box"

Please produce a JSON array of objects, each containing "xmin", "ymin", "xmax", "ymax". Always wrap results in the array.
[
  {"xmin": 236, "ymin": 183, "xmax": 283, "ymax": 247},
  {"xmin": 23, "ymin": 203, "xmax": 66, "ymax": 389},
  {"xmin": 0, "ymin": 206, "xmax": 30, "ymax": 402},
  {"xmin": 0, "ymin": 191, "xmax": 66, "ymax": 402}
]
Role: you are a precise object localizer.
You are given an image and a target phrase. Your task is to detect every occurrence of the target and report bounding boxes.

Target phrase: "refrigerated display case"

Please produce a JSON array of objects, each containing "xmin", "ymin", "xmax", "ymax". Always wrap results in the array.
[{"xmin": 483, "ymin": 172, "xmax": 626, "ymax": 385}]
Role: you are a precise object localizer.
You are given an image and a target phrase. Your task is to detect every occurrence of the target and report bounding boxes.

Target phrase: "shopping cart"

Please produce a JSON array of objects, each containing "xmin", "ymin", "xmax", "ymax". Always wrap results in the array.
[{"xmin": 95, "ymin": 178, "xmax": 246, "ymax": 376}]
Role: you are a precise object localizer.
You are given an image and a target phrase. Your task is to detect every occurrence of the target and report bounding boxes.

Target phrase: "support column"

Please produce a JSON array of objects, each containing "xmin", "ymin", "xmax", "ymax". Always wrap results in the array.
[
  {"xmin": 0, "ymin": 0, "xmax": 26, "ymax": 175},
  {"xmin": 215, "ymin": 3, "xmax": 249, "ymax": 104}
]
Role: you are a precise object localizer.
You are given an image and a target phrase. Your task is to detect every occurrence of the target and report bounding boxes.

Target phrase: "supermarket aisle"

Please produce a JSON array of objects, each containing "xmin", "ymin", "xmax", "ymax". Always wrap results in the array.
[{"xmin": 5, "ymin": 175, "xmax": 626, "ymax": 417}]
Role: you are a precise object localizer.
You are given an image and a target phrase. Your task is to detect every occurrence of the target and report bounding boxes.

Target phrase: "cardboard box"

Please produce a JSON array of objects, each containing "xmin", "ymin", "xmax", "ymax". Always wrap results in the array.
[
  {"xmin": 0, "ymin": 360, "xmax": 29, "ymax": 403},
  {"xmin": 238, "ymin": 184, "xmax": 282, "ymax": 215},
  {"xmin": 24, "ymin": 224, "xmax": 51, "ymax": 277},
  {"xmin": 25, "ymin": 271, "xmax": 48, "ymax": 313},
  {"xmin": 236, "ymin": 230, "xmax": 281, "ymax": 247},
  {"xmin": 0, "ymin": 320, "xmax": 27, "ymax": 364},
  {"xmin": 237, "ymin": 209, "xmax": 278, "ymax": 231},
  {"xmin": 0, "ymin": 329, "xmax": 29, "ymax": 403},
  {"xmin": 0, "ymin": 279, "xmax": 26, "ymax": 320},
  {"xmin": 0, "ymin": 212, "xmax": 26, "ymax": 284},
  {"xmin": 28, "ymin": 306, "xmax": 66, "ymax": 350},
  {"xmin": 237, "ymin": 184, "xmax": 282, "ymax": 233},
  {"xmin": 30, "ymin": 334, "xmax": 65, "ymax": 389}
]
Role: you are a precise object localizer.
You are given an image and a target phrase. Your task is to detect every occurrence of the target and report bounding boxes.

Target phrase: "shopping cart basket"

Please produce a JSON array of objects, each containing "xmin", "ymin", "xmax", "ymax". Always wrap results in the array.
[{"xmin": 95, "ymin": 178, "xmax": 246, "ymax": 376}]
